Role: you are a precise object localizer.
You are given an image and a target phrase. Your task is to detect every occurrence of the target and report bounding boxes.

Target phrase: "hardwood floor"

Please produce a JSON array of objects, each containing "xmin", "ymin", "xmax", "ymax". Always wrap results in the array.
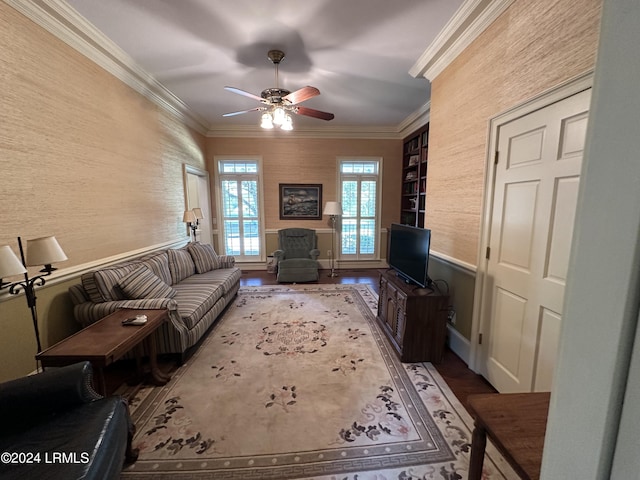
[
  {"xmin": 106, "ymin": 268, "xmax": 496, "ymax": 410},
  {"xmin": 240, "ymin": 268, "xmax": 380, "ymax": 290}
]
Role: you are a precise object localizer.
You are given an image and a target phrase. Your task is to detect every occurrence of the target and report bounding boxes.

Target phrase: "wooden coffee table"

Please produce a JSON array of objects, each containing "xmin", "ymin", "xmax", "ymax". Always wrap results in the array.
[
  {"xmin": 36, "ymin": 308, "xmax": 171, "ymax": 395},
  {"xmin": 467, "ymin": 392, "xmax": 551, "ymax": 480}
]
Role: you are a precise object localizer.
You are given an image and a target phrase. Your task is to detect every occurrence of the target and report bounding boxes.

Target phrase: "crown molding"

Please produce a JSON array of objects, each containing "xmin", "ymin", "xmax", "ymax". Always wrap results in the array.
[
  {"xmin": 5, "ymin": 0, "xmax": 432, "ymax": 140},
  {"xmin": 208, "ymin": 102, "xmax": 431, "ymax": 139},
  {"xmin": 4, "ymin": 0, "xmax": 210, "ymax": 135},
  {"xmin": 206, "ymin": 124, "xmax": 405, "ymax": 140},
  {"xmin": 409, "ymin": 0, "xmax": 514, "ymax": 82},
  {"xmin": 397, "ymin": 102, "xmax": 430, "ymax": 139}
]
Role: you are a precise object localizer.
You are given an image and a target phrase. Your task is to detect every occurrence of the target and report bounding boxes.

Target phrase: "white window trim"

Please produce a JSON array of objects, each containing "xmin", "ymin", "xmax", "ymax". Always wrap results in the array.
[
  {"xmin": 337, "ymin": 156, "xmax": 383, "ymax": 261},
  {"xmin": 214, "ymin": 155, "xmax": 266, "ymax": 262}
]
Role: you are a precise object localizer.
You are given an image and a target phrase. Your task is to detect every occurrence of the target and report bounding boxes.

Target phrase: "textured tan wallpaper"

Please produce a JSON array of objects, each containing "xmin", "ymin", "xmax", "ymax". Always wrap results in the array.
[
  {"xmin": 0, "ymin": 3, "xmax": 206, "ymax": 380},
  {"xmin": 0, "ymin": 2, "xmax": 206, "ymax": 270},
  {"xmin": 427, "ymin": 0, "xmax": 602, "ymax": 265},
  {"xmin": 207, "ymin": 137, "xmax": 402, "ymax": 232}
]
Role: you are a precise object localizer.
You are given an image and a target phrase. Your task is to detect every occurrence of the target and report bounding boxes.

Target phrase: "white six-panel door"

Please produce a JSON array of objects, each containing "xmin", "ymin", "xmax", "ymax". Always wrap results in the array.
[{"xmin": 480, "ymin": 89, "xmax": 591, "ymax": 393}]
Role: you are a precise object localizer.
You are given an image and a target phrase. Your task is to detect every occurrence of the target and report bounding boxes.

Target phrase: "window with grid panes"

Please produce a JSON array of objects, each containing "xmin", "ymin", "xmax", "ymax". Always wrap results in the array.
[
  {"xmin": 217, "ymin": 159, "xmax": 263, "ymax": 261},
  {"xmin": 339, "ymin": 159, "xmax": 380, "ymax": 260}
]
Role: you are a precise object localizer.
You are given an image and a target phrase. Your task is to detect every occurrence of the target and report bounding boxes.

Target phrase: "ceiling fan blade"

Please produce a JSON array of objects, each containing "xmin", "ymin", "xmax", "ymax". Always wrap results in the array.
[
  {"xmin": 222, "ymin": 107, "xmax": 264, "ymax": 117},
  {"xmin": 283, "ymin": 86, "xmax": 320, "ymax": 105},
  {"xmin": 294, "ymin": 106, "xmax": 335, "ymax": 121},
  {"xmin": 224, "ymin": 86, "xmax": 264, "ymax": 102}
]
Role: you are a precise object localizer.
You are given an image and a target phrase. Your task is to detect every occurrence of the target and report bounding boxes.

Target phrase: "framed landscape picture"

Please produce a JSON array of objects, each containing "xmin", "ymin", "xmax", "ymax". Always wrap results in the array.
[{"xmin": 279, "ymin": 184, "xmax": 323, "ymax": 220}]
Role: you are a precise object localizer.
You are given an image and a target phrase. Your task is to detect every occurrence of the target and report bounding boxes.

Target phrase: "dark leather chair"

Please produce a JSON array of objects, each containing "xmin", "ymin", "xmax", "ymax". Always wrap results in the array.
[
  {"xmin": 273, "ymin": 228, "xmax": 320, "ymax": 283},
  {"xmin": 0, "ymin": 361, "xmax": 137, "ymax": 480}
]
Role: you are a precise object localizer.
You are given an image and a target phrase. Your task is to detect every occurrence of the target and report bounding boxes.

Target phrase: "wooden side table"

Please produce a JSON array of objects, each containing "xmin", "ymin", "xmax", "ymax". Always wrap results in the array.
[
  {"xmin": 37, "ymin": 308, "xmax": 171, "ymax": 395},
  {"xmin": 467, "ymin": 392, "xmax": 551, "ymax": 480}
]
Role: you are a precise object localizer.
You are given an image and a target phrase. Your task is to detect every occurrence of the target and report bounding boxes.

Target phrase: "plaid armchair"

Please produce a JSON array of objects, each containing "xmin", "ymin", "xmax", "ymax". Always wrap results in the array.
[{"xmin": 273, "ymin": 228, "xmax": 320, "ymax": 283}]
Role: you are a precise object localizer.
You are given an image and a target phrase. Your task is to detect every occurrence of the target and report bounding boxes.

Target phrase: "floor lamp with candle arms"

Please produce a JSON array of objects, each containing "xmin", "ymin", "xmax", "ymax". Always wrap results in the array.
[
  {"xmin": 0, "ymin": 236, "xmax": 68, "ymax": 353},
  {"xmin": 323, "ymin": 201, "xmax": 342, "ymax": 277}
]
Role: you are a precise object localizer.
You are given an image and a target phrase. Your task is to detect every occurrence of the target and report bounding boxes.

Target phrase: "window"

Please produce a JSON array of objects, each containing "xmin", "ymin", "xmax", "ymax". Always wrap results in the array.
[
  {"xmin": 216, "ymin": 158, "xmax": 263, "ymax": 261},
  {"xmin": 339, "ymin": 158, "xmax": 381, "ymax": 260}
]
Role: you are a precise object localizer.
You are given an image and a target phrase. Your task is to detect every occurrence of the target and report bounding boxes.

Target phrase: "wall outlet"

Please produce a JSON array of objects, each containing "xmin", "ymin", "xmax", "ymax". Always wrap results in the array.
[{"xmin": 327, "ymin": 249, "xmax": 332, "ymax": 257}]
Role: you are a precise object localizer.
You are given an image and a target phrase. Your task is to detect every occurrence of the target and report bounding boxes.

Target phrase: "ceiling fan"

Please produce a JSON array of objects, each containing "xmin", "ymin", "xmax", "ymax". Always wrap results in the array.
[{"xmin": 223, "ymin": 49, "xmax": 334, "ymax": 130}]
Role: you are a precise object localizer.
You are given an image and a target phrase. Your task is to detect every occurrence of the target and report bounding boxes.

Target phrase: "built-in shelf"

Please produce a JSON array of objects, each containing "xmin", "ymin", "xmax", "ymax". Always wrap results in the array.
[{"xmin": 400, "ymin": 124, "xmax": 429, "ymax": 228}]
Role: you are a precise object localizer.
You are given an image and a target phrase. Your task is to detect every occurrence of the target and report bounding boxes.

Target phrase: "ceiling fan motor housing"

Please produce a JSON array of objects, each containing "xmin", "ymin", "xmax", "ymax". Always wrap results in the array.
[{"xmin": 261, "ymin": 87, "xmax": 291, "ymax": 104}]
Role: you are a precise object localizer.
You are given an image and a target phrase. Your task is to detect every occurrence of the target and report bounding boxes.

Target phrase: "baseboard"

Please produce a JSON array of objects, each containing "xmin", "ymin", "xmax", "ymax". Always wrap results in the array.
[
  {"xmin": 240, "ymin": 260, "xmax": 388, "ymax": 271},
  {"xmin": 239, "ymin": 263, "xmax": 271, "ymax": 271},
  {"xmin": 447, "ymin": 324, "xmax": 471, "ymax": 365}
]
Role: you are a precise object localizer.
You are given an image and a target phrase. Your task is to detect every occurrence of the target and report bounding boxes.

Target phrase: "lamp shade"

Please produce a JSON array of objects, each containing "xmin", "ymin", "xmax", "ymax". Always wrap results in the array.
[
  {"xmin": 26, "ymin": 236, "xmax": 68, "ymax": 266},
  {"xmin": 0, "ymin": 245, "xmax": 27, "ymax": 278},
  {"xmin": 183, "ymin": 210, "xmax": 196, "ymax": 223},
  {"xmin": 323, "ymin": 201, "xmax": 343, "ymax": 216},
  {"xmin": 192, "ymin": 208, "xmax": 204, "ymax": 220}
]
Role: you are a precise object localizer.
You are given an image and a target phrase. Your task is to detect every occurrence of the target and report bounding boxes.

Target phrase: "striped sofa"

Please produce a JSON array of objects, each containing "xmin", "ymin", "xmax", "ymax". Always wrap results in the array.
[{"xmin": 68, "ymin": 243, "xmax": 241, "ymax": 360}]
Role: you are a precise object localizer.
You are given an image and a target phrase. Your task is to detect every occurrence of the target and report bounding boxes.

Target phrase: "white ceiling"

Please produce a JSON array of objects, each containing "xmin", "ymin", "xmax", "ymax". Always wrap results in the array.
[{"xmin": 64, "ymin": 0, "xmax": 464, "ymax": 131}]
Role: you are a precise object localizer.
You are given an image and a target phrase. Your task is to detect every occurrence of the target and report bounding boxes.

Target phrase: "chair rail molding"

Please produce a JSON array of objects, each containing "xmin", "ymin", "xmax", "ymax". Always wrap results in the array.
[
  {"xmin": 0, "ymin": 240, "xmax": 187, "ymax": 304},
  {"xmin": 429, "ymin": 250, "xmax": 477, "ymax": 276}
]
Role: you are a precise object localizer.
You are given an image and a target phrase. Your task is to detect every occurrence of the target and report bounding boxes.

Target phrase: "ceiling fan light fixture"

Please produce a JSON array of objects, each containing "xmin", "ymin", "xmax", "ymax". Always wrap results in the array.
[
  {"xmin": 272, "ymin": 106, "xmax": 285, "ymax": 125},
  {"xmin": 260, "ymin": 113, "xmax": 274, "ymax": 129},
  {"xmin": 281, "ymin": 114, "xmax": 293, "ymax": 131},
  {"xmin": 225, "ymin": 49, "xmax": 333, "ymax": 127}
]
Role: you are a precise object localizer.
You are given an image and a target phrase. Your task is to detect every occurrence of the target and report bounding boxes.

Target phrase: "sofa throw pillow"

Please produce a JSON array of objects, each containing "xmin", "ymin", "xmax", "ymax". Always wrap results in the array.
[
  {"xmin": 187, "ymin": 242, "xmax": 220, "ymax": 273},
  {"xmin": 167, "ymin": 248, "xmax": 196, "ymax": 284},
  {"xmin": 139, "ymin": 251, "xmax": 172, "ymax": 285},
  {"xmin": 81, "ymin": 272, "xmax": 105, "ymax": 304},
  {"xmin": 118, "ymin": 265, "xmax": 177, "ymax": 300},
  {"xmin": 93, "ymin": 262, "xmax": 142, "ymax": 302}
]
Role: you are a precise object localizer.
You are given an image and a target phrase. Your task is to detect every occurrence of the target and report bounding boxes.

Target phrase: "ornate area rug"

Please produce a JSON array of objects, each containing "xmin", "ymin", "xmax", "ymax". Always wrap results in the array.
[{"xmin": 121, "ymin": 285, "xmax": 517, "ymax": 479}]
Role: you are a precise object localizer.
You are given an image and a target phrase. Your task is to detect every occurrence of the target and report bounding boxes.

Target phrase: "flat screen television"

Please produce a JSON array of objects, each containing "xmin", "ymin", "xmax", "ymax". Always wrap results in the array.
[{"xmin": 387, "ymin": 223, "xmax": 432, "ymax": 288}]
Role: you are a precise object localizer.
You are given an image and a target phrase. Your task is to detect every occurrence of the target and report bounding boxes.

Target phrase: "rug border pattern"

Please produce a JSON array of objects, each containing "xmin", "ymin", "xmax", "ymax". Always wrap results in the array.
[{"xmin": 122, "ymin": 284, "xmax": 514, "ymax": 479}]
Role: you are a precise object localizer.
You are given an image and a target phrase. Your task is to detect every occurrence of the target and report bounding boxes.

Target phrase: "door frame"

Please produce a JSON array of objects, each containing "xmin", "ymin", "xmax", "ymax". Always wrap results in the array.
[
  {"xmin": 469, "ymin": 71, "xmax": 594, "ymax": 372},
  {"xmin": 183, "ymin": 164, "xmax": 212, "ymax": 244}
]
